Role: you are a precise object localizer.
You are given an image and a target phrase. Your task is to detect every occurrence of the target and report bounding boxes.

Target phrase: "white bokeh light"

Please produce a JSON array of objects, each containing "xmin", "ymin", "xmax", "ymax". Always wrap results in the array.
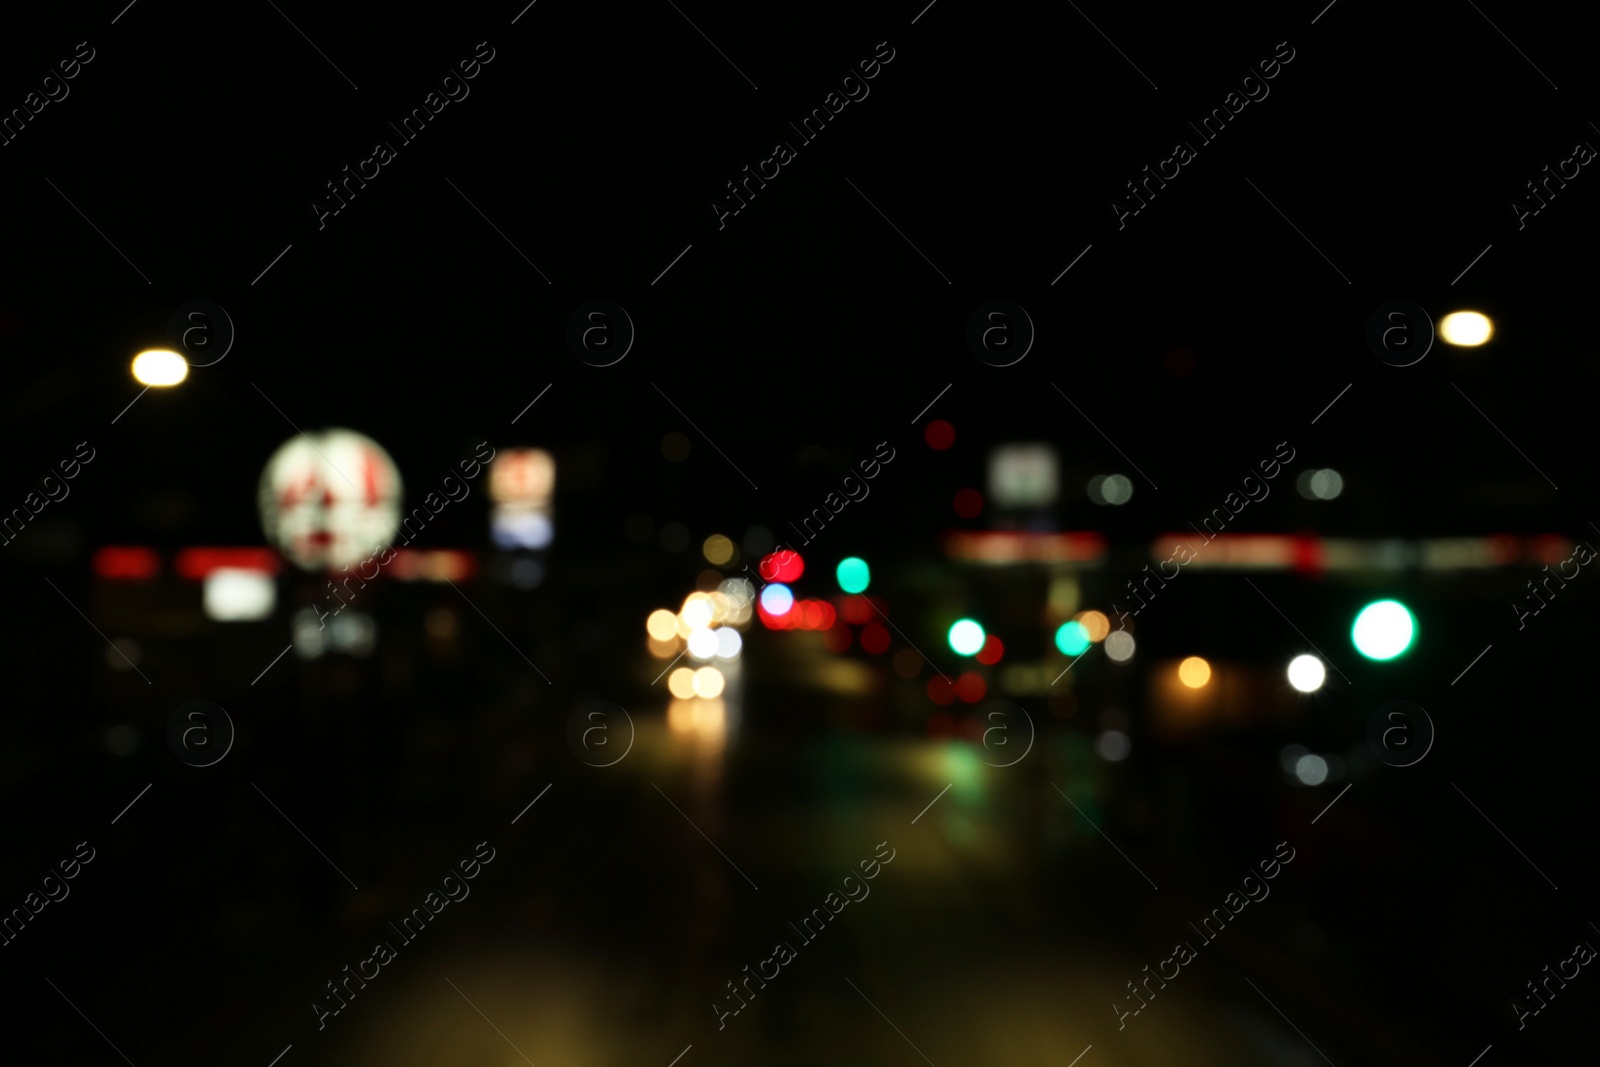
[
  {"xmin": 1104, "ymin": 630, "xmax": 1135, "ymax": 662},
  {"xmin": 132, "ymin": 349, "xmax": 188, "ymax": 386},
  {"xmin": 1294, "ymin": 753, "xmax": 1329, "ymax": 786},
  {"xmin": 687, "ymin": 627, "xmax": 719, "ymax": 660},
  {"xmin": 1095, "ymin": 730, "xmax": 1131, "ymax": 761},
  {"xmin": 1287, "ymin": 654, "xmax": 1326, "ymax": 692},
  {"xmin": 1088, "ymin": 473, "xmax": 1134, "ymax": 505},
  {"xmin": 681, "ymin": 595, "xmax": 715, "ymax": 630},
  {"xmin": 759, "ymin": 583, "xmax": 794, "ymax": 616},
  {"xmin": 1439, "ymin": 311, "xmax": 1493, "ymax": 346}
]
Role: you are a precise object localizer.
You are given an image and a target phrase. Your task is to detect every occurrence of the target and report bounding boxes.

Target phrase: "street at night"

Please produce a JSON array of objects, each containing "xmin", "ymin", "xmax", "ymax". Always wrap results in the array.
[{"xmin": 3, "ymin": 1, "xmax": 1599, "ymax": 1065}]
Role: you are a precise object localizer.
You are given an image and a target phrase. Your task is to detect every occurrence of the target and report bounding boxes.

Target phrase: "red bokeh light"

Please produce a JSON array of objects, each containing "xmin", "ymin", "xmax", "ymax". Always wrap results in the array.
[
  {"xmin": 953, "ymin": 671, "xmax": 987, "ymax": 703},
  {"xmin": 924, "ymin": 419, "xmax": 955, "ymax": 450},
  {"xmin": 976, "ymin": 634, "xmax": 1004, "ymax": 665},
  {"xmin": 758, "ymin": 603, "xmax": 795, "ymax": 629},
  {"xmin": 800, "ymin": 599, "xmax": 826, "ymax": 630},
  {"xmin": 173, "ymin": 546, "xmax": 281, "ymax": 580},
  {"xmin": 839, "ymin": 594, "xmax": 875, "ymax": 625},
  {"xmin": 860, "ymin": 622, "xmax": 891, "ymax": 655},
  {"xmin": 926, "ymin": 675, "xmax": 955, "ymax": 705},
  {"xmin": 953, "ymin": 487, "xmax": 984, "ymax": 518},
  {"xmin": 759, "ymin": 549, "xmax": 804, "ymax": 582},
  {"xmin": 93, "ymin": 546, "xmax": 160, "ymax": 580}
]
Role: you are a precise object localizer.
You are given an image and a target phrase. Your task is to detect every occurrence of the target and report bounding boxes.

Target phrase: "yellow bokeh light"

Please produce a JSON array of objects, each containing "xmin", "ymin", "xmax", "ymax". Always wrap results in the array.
[
  {"xmin": 667, "ymin": 698, "xmax": 696, "ymax": 733},
  {"xmin": 131, "ymin": 349, "xmax": 188, "ymax": 387},
  {"xmin": 647, "ymin": 635, "xmax": 680, "ymax": 659},
  {"xmin": 694, "ymin": 696, "xmax": 726, "ymax": 736},
  {"xmin": 646, "ymin": 609, "xmax": 679, "ymax": 642},
  {"xmin": 667, "ymin": 667, "xmax": 697, "ymax": 699},
  {"xmin": 702, "ymin": 534, "xmax": 734, "ymax": 566},
  {"xmin": 1178, "ymin": 656, "xmax": 1212, "ymax": 688},
  {"xmin": 668, "ymin": 697, "xmax": 726, "ymax": 739},
  {"xmin": 681, "ymin": 593, "xmax": 714, "ymax": 631},
  {"xmin": 1075, "ymin": 610, "xmax": 1111, "ymax": 643},
  {"xmin": 1439, "ymin": 311, "xmax": 1493, "ymax": 346},
  {"xmin": 692, "ymin": 665, "xmax": 725, "ymax": 698},
  {"xmin": 719, "ymin": 577, "xmax": 755, "ymax": 624}
]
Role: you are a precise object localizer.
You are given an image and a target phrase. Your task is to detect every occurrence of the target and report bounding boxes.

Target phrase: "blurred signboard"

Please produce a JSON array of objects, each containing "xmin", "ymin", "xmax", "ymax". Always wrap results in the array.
[
  {"xmin": 258, "ymin": 429, "xmax": 402, "ymax": 571},
  {"xmin": 489, "ymin": 448, "xmax": 554, "ymax": 507},
  {"xmin": 489, "ymin": 448, "xmax": 555, "ymax": 550},
  {"xmin": 1149, "ymin": 534, "xmax": 1569, "ymax": 572},
  {"xmin": 987, "ymin": 444, "xmax": 1058, "ymax": 508},
  {"xmin": 944, "ymin": 530, "xmax": 1106, "ymax": 564}
]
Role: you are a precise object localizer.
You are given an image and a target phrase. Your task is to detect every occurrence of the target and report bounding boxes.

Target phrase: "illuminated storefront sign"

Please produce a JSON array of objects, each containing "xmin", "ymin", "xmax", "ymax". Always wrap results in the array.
[
  {"xmin": 258, "ymin": 429, "xmax": 402, "ymax": 571},
  {"xmin": 489, "ymin": 448, "xmax": 554, "ymax": 507},
  {"xmin": 489, "ymin": 448, "xmax": 554, "ymax": 551},
  {"xmin": 987, "ymin": 443, "xmax": 1058, "ymax": 508}
]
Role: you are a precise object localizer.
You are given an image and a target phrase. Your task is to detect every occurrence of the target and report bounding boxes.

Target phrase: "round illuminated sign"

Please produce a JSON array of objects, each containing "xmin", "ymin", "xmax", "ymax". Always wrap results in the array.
[{"xmin": 258, "ymin": 429, "xmax": 402, "ymax": 571}]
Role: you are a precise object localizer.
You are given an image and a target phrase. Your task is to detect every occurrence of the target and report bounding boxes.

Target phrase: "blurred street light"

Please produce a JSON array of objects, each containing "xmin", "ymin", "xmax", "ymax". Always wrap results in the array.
[
  {"xmin": 132, "ymin": 349, "xmax": 188, "ymax": 386},
  {"xmin": 1178, "ymin": 656, "xmax": 1211, "ymax": 688},
  {"xmin": 1439, "ymin": 311, "xmax": 1493, "ymax": 346},
  {"xmin": 1287, "ymin": 654, "xmax": 1326, "ymax": 692}
]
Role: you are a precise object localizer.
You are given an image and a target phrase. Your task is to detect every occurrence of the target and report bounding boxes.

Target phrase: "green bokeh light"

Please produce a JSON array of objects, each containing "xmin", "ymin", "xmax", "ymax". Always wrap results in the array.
[
  {"xmin": 836, "ymin": 556, "xmax": 871, "ymax": 594},
  {"xmin": 948, "ymin": 618, "xmax": 986, "ymax": 656},
  {"xmin": 1351, "ymin": 599, "xmax": 1415, "ymax": 660},
  {"xmin": 1055, "ymin": 620, "xmax": 1091, "ymax": 656}
]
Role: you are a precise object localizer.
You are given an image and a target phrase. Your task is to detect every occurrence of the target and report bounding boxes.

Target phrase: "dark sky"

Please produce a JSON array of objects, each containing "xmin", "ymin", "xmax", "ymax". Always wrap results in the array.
[{"xmin": 1, "ymin": 0, "xmax": 1595, "ymax": 549}]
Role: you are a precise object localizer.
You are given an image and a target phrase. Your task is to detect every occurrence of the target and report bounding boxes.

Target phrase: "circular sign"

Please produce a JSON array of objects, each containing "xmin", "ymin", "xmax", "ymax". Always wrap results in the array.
[
  {"xmin": 258, "ymin": 429, "xmax": 403, "ymax": 571},
  {"xmin": 567, "ymin": 300, "xmax": 635, "ymax": 367},
  {"xmin": 166, "ymin": 700, "xmax": 235, "ymax": 767},
  {"xmin": 966, "ymin": 300, "xmax": 1035, "ymax": 367},
  {"xmin": 1366, "ymin": 300, "xmax": 1433, "ymax": 367}
]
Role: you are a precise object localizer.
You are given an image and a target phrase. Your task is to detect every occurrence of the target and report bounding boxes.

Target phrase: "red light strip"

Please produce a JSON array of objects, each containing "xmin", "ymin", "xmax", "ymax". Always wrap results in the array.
[
  {"xmin": 92, "ymin": 546, "xmax": 160, "ymax": 580},
  {"xmin": 174, "ymin": 547, "xmax": 282, "ymax": 580}
]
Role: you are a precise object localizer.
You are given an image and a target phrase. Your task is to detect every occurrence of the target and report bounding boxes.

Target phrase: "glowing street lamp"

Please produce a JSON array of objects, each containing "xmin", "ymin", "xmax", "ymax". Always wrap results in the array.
[
  {"xmin": 1178, "ymin": 656, "xmax": 1212, "ymax": 688},
  {"xmin": 131, "ymin": 349, "xmax": 188, "ymax": 386},
  {"xmin": 1287, "ymin": 654, "xmax": 1326, "ymax": 692},
  {"xmin": 1438, "ymin": 311, "xmax": 1493, "ymax": 347}
]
